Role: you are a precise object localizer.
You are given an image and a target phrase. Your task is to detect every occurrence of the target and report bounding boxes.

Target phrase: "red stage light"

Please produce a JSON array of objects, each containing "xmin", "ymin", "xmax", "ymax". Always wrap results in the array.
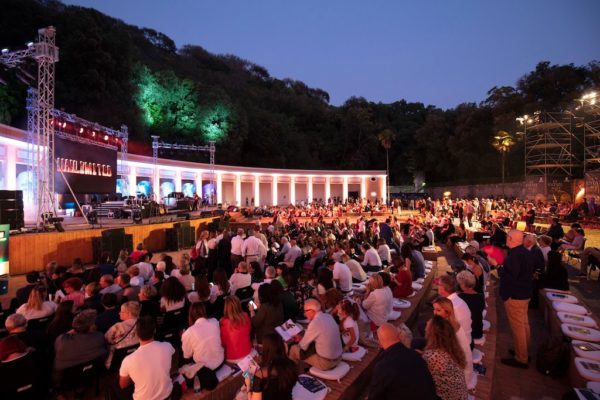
[
  {"xmin": 104, "ymin": 135, "xmax": 109, "ymax": 141},
  {"xmin": 92, "ymin": 131, "xmax": 96, "ymax": 137}
]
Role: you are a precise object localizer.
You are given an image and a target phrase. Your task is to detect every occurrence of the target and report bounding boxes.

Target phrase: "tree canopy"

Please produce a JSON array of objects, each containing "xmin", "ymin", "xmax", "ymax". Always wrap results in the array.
[{"xmin": 0, "ymin": 0, "xmax": 598, "ymax": 186}]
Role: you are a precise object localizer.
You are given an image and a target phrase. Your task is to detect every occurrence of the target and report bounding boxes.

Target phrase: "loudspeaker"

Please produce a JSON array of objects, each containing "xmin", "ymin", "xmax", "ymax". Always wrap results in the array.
[
  {"xmin": 132, "ymin": 209, "xmax": 143, "ymax": 224},
  {"xmin": 0, "ymin": 208, "xmax": 24, "ymax": 230},
  {"xmin": 54, "ymin": 222, "xmax": 65, "ymax": 232},
  {"xmin": 102, "ymin": 228, "xmax": 125, "ymax": 239},
  {"xmin": 87, "ymin": 211, "xmax": 98, "ymax": 225},
  {"xmin": 94, "ymin": 233, "xmax": 134, "ymax": 262},
  {"xmin": 173, "ymin": 221, "xmax": 191, "ymax": 229}
]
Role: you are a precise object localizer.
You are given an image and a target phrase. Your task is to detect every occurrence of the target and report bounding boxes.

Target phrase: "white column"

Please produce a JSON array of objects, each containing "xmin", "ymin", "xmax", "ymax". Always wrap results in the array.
[
  {"xmin": 6, "ymin": 145, "xmax": 16, "ymax": 190},
  {"xmin": 153, "ymin": 168, "xmax": 160, "ymax": 200},
  {"xmin": 216, "ymin": 172, "xmax": 223, "ymax": 204},
  {"xmin": 254, "ymin": 175, "xmax": 260, "ymax": 206},
  {"xmin": 380, "ymin": 176, "xmax": 387, "ymax": 204},
  {"xmin": 128, "ymin": 166, "xmax": 136, "ymax": 197},
  {"xmin": 272, "ymin": 175, "xmax": 278, "ymax": 206},
  {"xmin": 325, "ymin": 176, "xmax": 331, "ymax": 202},
  {"xmin": 290, "ymin": 176, "xmax": 296, "ymax": 206},
  {"xmin": 360, "ymin": 176, "xmax": 367, "ymax": 200},
  {"xmin": 235, "ymin": 174, "xmax": 242, "ymax": 206},
  {"xmin": 342, "ymin": 176, "xmax": 348, "ymax": 203},
  {"xmin": 195, "ymin": 172, "xmax": 203, "ymax": 195},
  {"xmin": 175, "ymin": 170, "xmax": 182, "ymax": 193},
  {"xmin": 307, "ymin": 176, "xmax": 313, "ymax": 203}
]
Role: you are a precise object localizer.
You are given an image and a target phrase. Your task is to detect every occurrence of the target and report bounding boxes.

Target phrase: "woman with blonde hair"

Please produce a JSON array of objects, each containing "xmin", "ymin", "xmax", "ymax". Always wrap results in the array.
[
  {"xmin": 361, "ymin": 273, "xmax": 393, "ymax": 328},
  {"xmin": 424, "ymin": 316, "xmax": 468, "ymax": 400},
  {"xmin": 432, "ymin": 297, "xmax": 475, "ymax": 393},
  {"xmin": 16, "ymin": 285, "xmax": 56, "ymax": 320},
  {"xmin": 220, "ymin": 296, "xmax": 253, "ymax": 363}
]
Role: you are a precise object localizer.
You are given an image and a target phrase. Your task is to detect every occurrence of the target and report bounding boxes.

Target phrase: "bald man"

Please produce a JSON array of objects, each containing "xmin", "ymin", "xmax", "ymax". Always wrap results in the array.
[
  {"xmin": 499, "ymin": 229, "xmax": 534, "ymax": 369},
  {"xmin": 368, "ymin": 323, "xmax": 437, "ymax": 400}
]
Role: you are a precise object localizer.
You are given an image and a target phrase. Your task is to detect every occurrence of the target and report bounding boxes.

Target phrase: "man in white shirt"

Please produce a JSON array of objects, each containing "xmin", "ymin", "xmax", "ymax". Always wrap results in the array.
[
  {"xmin": 118, "ymin": 317, "xmax": 176, "ymax": 400},
  {"xmin": 242, "ymin": 229, "xmax": 266, "ymax": 264},
  {"xmin": 361, "ymin": 243, "xmax": 382, "ymax": 272},
  {"xmin": 137, "ymin": 253, "xmax": 154, "ymax": 282},
  {"xmin": 290, "ymin": 299, "xmax": 343, "ymax": 371},
  {"xmin": 229, "ymin": 261, "xmax": 252, "ymax": 295},
  {"xmin": 327, "ymin": 259, "xmax": 352, "ymax": 293},
  {"xmin": 230, "ymin": 228, "xmax": 245, "ymax": 271},
  {"xmin": 100, "ymin": 274, "xmax": 123, "ymax": 296},
  {"xmin": 342, "ymin": 253, "xmax": 367, "ymax": 283},
  {"xmin": 376, "ymin": 239, "xmax": 392, "ymax": 266},
  {"xmin": 438, "ymin": 274, "xmax": 472, "ymax": 342},
  {"xmin": 284, "ymin": 239, "xmax": 303, "ymax": 268}
]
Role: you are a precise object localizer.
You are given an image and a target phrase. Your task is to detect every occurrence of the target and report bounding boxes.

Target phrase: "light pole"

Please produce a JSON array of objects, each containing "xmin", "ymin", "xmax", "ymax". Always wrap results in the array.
[{"xmin": 492, "ymin": 130, "xmax": 515, "ymax": 195}]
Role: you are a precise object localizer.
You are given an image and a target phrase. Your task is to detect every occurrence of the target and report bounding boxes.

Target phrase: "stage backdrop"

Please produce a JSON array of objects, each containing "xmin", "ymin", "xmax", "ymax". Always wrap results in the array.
[{"xmin": 55, "ymin": 137, "xmax": 117, "ymax": 194}]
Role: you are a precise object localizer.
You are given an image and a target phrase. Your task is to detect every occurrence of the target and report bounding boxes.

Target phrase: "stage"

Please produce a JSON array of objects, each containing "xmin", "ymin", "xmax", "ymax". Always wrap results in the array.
[{"xmin": 9, "ymin": 209, "xmax": 220, "ymax": 275}]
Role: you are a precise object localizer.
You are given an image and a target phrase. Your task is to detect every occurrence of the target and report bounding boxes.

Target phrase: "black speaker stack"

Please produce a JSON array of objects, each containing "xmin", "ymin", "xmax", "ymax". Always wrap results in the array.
[
  {"xmin": 0, "ymin": 190, "xmax": 24, "ymax": 230},
  {"xmin": 92, "ymin": 227, "xmax": 134, "ymax": 263},
  {"xmin": 166, "ymin": 221, "xmax": 195, "ymax": 251}
]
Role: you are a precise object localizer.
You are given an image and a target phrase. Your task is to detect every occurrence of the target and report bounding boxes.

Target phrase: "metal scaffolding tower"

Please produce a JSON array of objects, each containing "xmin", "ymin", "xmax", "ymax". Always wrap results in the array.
[
  {"xmin": 523, "ymin": 111, "xmax": 584, "ymax": 184},
  {"xmin": 580, "ymin": 92, "xmax": 600, "ymax": 173},
  {"xmin": 1, "ymin": 27, "xmax": 59, "ymax": 228},
  {"xmin": 152, "ymin": 136, "xmax": 216, "ymax": 202}
]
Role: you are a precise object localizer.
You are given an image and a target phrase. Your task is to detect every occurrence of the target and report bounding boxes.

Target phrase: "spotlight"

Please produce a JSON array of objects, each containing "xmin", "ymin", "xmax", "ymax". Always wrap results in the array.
[
  {"xmin": 79, "ymin": 127, "xmax": 84, "ymax": 134},
  {"xmin": 26, "ymin": 42, "xmax": 34, "ymax": 48},
  {"xmin": 1, "ymin": 49, "xmax": 8, "ymax": 54},
  {"xmin": 104, "ymin": 135, "xmax": 109, "ymax": 141},
  {"xmin": 92, "ymin": 131, "xmax": 96, "ymax": 137},
  {"xmin": 62, "ymin": 122, "xmax": 67, "ymax": 128}
]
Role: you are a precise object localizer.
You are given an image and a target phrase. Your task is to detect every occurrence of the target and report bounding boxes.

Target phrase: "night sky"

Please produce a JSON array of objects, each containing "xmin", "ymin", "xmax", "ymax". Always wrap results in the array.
[{"xmin": 63, "ymin": 0, "xmax": 599, "ymax": 109}]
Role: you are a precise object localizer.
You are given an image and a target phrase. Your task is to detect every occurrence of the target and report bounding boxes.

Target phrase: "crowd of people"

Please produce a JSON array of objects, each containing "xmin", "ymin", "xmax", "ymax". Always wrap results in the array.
[{"xmin": 2, "ymin": 191, "xmax": 589, "ymax": 399}]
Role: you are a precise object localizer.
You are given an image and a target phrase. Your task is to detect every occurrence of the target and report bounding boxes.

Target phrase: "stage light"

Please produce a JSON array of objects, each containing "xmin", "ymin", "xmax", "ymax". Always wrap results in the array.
[
  {"xmin": 26, "ymin": 42, "xmax": 34, "ymax": 48},
  {"xmin": 92, "ymin": 131, "xmax": 96, "ymax": 137},
  {"xmin": 1, "ymin": 49, "xmax": 8, "ymax": 54},
  {"xmin": 443, "ymin": 191, "xmax": 451, "ymax": 197},
  {"xmin": 79, "ymin": 127, "xmax": 84, "ymax": 134},
  {"xmin": 62, "ymin": 122, "xmax": 67, "ymax": 128},
  {"xmin": 104, "ymin": 135, "xmax": 109, "ymax": 141}
]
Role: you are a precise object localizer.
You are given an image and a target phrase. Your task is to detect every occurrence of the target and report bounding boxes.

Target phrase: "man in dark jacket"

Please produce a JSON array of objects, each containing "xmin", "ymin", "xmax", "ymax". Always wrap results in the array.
[
  {"xmin": 497, "ymin": 229, "xmax": 534, "ymax": 368},
  {"xmin": 368, "ymin": 323, "xmax": 437, "ymax": 400}
]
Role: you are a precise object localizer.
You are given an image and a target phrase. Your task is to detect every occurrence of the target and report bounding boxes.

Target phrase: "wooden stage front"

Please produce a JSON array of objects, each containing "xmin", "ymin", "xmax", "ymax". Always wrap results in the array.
[{"xmin": 8, "ymin": 216, "xmax": 217, "ymax": 275}]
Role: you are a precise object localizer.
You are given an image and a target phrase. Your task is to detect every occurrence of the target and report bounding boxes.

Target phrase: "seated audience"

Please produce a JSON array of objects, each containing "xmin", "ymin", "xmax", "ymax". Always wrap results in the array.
[
  {"xmin": 53, "ymin": 310, "xmax": 107, "ymax": 386},
  {"xmin": 541, "ymin": 251, "xmax": 569, "ymax": 291},
  {"xmin": 118, "ymin": 273, "xmax": 140, "ymax": 302},
  {"xmin": 47, "ymin": 300, "xmax": 76, "ymax": 344},
  {"xmin": 337, "ymin": 299, "xmax": 359, "ymax": 352},
  {"xmin": 5, "ymin": 313, "xmax": 47, "ymax": 353},
  {"xmin": 229, "ymin": 261, "xmax": 252, "ymax": 295},
  {"xmin": 289, "ymin": 298, "xmax": 342, "ymax": 370},
  {"xmin": 392, "ymin": 257, "xmax": 414, "ymax": 298},
  {"xmin": 437, "ymin": 274, "xmax": 472, "ymax": 343},
  {"xmin": 99, "ymin": 274, "xmax": 122, "ymax": 296},
  {"xmin": 61, "ymin": 277, "xmax": 85, "ymax": 308},
  {"xmin": 14, "ymin": 272, "xmax": 40, "ymax": 307},
  {"xmin": 138, "ymin": 284, "xmax": 161, "ymax": 319},
  {"xmin": 251, "ymin": 283, "xmax": 284, "ymax": 344},
  {"xmin": 368, "ymin": 323, "xmax": 437, "ymax": 400},
  {"xmin": 177, "ymin": 264, "xmax": 195, "ymax": 292},
  {"xmin": 137, "ymin": 252, "xmax": 154, "ymax": 282},
  {"xmin": 244, "ymin": 333, "xmax": 298, "ymax": 400},
  {"xmin": 181, "ymin": 303, "xmax": 225, "ymax": 391},
  {"xmin": 160, "ymin": 276, "xmax": 187, "ymax": 312},
  {"xmin": 342, "ymin": 253, "xmax": 367, "ymax": 283},
  {"xmin": 361, "ymin": 243, "xmax": 382, "ymax": 272},
  {"xmin": 106, "ymin": 301, "xmax": 141, "ymax": 360},
  {"xmin": 16, "ymin": 285, "xmax": 56, "ymax": 320},
  {"xmin": 220, "ymin": 296, "xmax": 253, "ymax": 363},
  {"xmin": 361, "ymin": 274, "xmax": 393, "ymax": 328},
  {"xmin": 95, "ymin": 293, "xmax": 121, "ymax": 333},
  {"xmin": 328, "ymin": 258, "xmax": 352, "ymax": 294}
]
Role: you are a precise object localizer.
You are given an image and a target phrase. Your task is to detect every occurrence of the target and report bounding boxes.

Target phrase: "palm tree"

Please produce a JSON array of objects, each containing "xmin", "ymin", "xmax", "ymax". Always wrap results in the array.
[
  {"xmin": 492, "ymin": 130, "xmax": 516, "ymax": 193},
  {"xmin": 377, "ymin": 129, "xmax": 395, "ymax": 205}
]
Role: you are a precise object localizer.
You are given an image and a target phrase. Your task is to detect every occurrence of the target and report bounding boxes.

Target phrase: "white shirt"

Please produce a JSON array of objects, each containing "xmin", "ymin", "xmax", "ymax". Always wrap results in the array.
[
  {"xmin": 377, "ymin": 245, "xmax": 392, "ymax": 263},
  {"xmin": 362, "ymin": 287, "xmax": 393, "ymax": 327},
  {"xmin": 181, "ymin": 318, "xmax": 224, "ymax": 370},
  {"xmin": 342, "ymin": 316, "xmax": 359, "ymax": 347},
  {"xmin": 231, "ymin": 235, "xmax": 244, "ymax": 256},
  {"xmin": 229, "ymin": 272, "xmax": 252, "ymax": 295},
  {"xmin": 242, "ymin": 236, "xmax": 266, "ymax": 257},
  {"xmin": 332, "ymin": 262, "xmax": 352, "ymax": 292},
  {"xmin": 16, "ymin": 301, "xmax": 57, "ymax": 320},
  {"xmin": 160, "ymin": 297, "xmax": 185, "ymax": 312},
  {"xmin": 130, "ymin": 276, "xmax": 144, "ymax": 287},
  {"xmin": 448, "ymin": 292, "xmax": 472, "ymax": 342},
  {"xmin": 137, "ymin": 262, "xmax": 154, "ymax": 282},
  {"xmin": 362, "ymin": 248, "xmax": 382, "ymax": 267},
  {"xmin": 456, "ymin": 326, "xmax": 476, "ymax": 390},
  {"xmin": 345, "ymin": 259, "xmax": 367, "ymax": 282},
  {"xmin": 120, "ymin": 341, "xmax": 175, "ymax": 400},
  {"xmin": 299, "ymin": 311, "xmax": 343, "ymax": 360}
]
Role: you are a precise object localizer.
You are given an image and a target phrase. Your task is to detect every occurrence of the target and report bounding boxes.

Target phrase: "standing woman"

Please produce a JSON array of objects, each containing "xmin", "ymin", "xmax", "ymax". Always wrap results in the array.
[
  {"xmin": 193, "ymin": 230, "xmax": 210, "ymax": 276},
  {"xmin": 423, "ymin": 316, "xmax": 468, "ymax": 400}
]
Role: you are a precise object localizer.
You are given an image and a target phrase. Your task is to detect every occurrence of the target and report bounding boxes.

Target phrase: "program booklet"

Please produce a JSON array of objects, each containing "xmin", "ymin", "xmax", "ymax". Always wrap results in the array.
[
  {"xmin": 237, "ymin": 354, "xmax": 259, "ymax": 374},
  {"xmin": 275, "ymin": 319, "xmax": 304, "ymax": 342}
]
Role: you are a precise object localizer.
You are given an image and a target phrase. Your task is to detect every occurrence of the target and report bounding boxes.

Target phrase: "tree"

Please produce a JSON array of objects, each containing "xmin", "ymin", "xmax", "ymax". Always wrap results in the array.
[{"xmin": 377, "ymin": 128, "xmax": 395, "ymax": 203}]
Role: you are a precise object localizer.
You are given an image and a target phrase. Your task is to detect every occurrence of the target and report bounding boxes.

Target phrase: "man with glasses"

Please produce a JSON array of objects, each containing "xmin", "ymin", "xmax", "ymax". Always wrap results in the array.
[{"xmin": 289, "ymin": 298, "xmax": 342, "ymax": 371}]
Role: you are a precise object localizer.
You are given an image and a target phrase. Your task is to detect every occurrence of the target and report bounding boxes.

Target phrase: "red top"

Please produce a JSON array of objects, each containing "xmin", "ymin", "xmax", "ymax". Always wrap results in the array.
[
  {"xmin": 129, "ymin": 250, "xmax": 147, "ymax": 264},
  {"xmin": 392, "ymin": 268, "xmax": 414, "ymax": 298},
  {"xmin": 220, "ymin": 313, "xmax": 252, "ymax": 361}
]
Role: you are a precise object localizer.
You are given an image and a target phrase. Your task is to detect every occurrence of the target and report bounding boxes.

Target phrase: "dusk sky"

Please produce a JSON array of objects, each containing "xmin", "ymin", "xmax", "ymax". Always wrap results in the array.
[{"xmin": 63, "ymin": 0, "xmax": 599, "ymax": 109}]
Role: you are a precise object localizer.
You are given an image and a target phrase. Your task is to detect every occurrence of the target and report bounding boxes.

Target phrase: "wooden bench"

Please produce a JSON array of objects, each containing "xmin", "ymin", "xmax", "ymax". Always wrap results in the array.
[{"xmin": 322, "ymin": 263, "xmax": 438, "ymax": 400}]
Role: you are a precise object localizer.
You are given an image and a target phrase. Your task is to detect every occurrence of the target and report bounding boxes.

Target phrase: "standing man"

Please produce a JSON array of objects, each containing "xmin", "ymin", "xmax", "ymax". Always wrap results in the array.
[
  {"xmin": 242, "ymin": 229, "xmax": 266, "ymax": 265},
  {"xmin": 497, "ymin": 229, "xmax": 534, "ymax": 368},
  {"xmin": 230, "ymin": 228, "xmax": 245, "ymax": 272},
  {"xmin": 368, "ymin": 323, "xmax": 437, "ymax": 400}
]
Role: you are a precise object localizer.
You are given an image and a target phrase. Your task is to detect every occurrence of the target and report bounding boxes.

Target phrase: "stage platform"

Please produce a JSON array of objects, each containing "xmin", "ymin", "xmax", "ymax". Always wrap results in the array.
[{"xmin": 9, "ymin": 210, "xmax": 220, "ymax": 275}]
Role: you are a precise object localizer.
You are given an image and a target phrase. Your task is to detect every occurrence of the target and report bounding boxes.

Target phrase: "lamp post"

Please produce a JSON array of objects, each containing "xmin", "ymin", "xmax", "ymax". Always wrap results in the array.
[{"xmin": 492, "ymin": 130, "xmax": 515, "ymax": 195}]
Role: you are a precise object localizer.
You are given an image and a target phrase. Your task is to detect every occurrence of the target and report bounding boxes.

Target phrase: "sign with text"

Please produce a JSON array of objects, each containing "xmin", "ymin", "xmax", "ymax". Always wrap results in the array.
[{"xmin": 55, "ymin": 137, "xmax": 117, "ymax": 194}]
